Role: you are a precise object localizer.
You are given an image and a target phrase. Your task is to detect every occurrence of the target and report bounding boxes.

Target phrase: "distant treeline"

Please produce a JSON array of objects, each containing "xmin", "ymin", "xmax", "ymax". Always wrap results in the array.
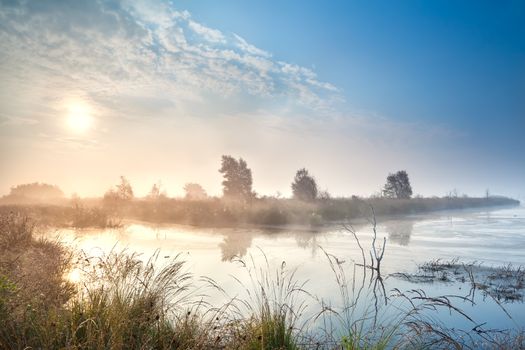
[
  {"xmin": 113, "ymin": 195, "xmax": 522, "ymax": 227},
  {"xmin": 0, "ymin": 183, "xmax": 65, "ymax": 204},
  {"xmin": 0, "ymin": 156, "xmax": 416, "ymax": 204},
  {"xmin": 0, "ymin": 155, "xmax": 520, "ymax": 228}
]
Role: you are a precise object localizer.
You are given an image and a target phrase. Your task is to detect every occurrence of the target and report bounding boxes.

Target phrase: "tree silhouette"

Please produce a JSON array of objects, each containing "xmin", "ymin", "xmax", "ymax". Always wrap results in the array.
[
  {"xmin": 7, "ymin": 183, "xmax": 64, "ymax": 201},
  {"xmin": 291, "ymin": 168, "xmax": 318, "ymax": 201},
  {"xmin": 116, "ymin": 176, "xmax": 134, "ymax": 200},
  {"xmin": 219, "ymin": 155, "xmax": 254, "ymax": 201},
  {"xmin": 382, "ymin": 170, "xmax": 413, "ymax": 199},
  {"xmin": 184, "ymin": 183, "xmax": 207, "ymax": 200},
  {"xmin": 104, "ymin": 176, "xmax": 134, "ymax": 202},
  {"xmin": 147, "ymin": 181, "xmax": 166, "ymax": 200}
]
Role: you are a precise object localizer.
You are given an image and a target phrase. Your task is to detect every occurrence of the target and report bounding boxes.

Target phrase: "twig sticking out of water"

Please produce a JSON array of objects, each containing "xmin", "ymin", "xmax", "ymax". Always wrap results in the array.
[
  {"xmin": 342, "ymin": 205, "xmax": 388, "ymax": 326},
  {"xmin": 343, "ymin": 205, "xmax": 386, "ymax": 277}
]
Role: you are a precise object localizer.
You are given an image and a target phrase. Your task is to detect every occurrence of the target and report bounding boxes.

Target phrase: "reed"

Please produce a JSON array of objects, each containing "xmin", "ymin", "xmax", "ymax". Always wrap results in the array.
[{"xmin": 0, "ymin": 211, "xmax": 523, "ymax": 349}]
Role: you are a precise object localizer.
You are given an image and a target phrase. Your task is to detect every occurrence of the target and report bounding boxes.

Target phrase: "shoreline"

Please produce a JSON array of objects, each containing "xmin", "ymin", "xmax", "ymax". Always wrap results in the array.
[{"xmin": 0, "ymin": 196, "xmax": 520, "ymax": 231}]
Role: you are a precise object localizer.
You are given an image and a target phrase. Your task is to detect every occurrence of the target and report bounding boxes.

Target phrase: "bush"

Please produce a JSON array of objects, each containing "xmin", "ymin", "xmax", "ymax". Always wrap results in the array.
[{"xmin": 0, "ymin": 212, "xmax": 34, "ymax": 249}]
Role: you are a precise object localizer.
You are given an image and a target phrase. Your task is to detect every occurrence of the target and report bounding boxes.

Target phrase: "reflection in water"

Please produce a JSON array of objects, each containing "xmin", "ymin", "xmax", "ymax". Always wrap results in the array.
[
  {"xmin": 385, "ymin": 220, "xmax": 414, "ymax": 246},
  {"xmin": 219, "ymin": 228, "xmax": 324, "ymax": 261},
  {"xmin": 219, "ymin": 231, "xmax": 253, "ymax": 261},
  {"xmin": 56, "ymin": 205, "xmax": 525, "ymax": 334},
  {"xmin": 295, "ymin": 231, "xmax": 320, "ymax": 257}
]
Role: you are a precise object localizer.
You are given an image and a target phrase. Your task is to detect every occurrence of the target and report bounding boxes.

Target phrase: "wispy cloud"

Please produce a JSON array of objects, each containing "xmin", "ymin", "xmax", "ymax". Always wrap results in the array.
[
  {"xmin": 0, "ymin": 115, "xmax": 39, "ymax": 126},
  {"xmin": 233, "ymin": 33, "xmax": 271, "ymax": 58},
  {"xmin": 188, "ymin": 20, "xmax": 226, "ymax": 43},
  {"xmin": 0, "ymin": 0, "xmax": 471, "ymax": 197},
  {"xmin": 0, "ymin": 0, "xmax": 340, "ymax": 130}
]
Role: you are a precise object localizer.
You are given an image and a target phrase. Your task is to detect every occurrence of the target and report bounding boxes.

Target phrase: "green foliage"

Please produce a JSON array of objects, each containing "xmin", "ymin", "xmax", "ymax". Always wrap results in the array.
[
  {"xmin": 0, "ymin": 275, "xmax": 16, "ymax": 317},
  {"xmin": 221, "ymin": 254, "xmax": 305, "ymax": 350}
]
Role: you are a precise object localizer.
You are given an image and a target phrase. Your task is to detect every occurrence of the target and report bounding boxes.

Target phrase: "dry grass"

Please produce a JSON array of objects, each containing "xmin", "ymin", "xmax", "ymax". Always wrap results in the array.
[
  {"xmin": 0, "ymin": 195, "xmax": 519, "ymax": 230},
  {"xmin": 1, "ymin": 210, "xmax": 524, "ymax": 349}
]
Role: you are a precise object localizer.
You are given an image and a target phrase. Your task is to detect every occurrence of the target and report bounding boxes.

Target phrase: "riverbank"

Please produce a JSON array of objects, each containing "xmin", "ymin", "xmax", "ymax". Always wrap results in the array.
[
  {"xmin": 1, "ymin": 211, "xmax": 524, "ymax": 349},
  {"xmin": 0, "ymin": 196, "xmax": 519, "ymax": 229}
]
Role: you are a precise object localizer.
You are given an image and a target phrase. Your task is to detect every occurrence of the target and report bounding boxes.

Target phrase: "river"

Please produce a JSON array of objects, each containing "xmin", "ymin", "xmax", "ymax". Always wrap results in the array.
[{"xmin": 53, "ymin": 204, "xmax": 525, "ymax": 338}]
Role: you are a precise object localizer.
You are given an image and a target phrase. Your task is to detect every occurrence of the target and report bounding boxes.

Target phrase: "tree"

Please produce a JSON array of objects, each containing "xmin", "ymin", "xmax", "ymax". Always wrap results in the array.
[
  {"xmin": 184, "ymin": 183, "xmax": 207, "ymax": 200},
  {"xmin": 147, "ymin": 181, "xmax": 166, "ymax": 200},
  {"xmin": 318, "ymin": 189, "xmax": 331, "ymax": 201},
  {"xmin": 104, "ymin": 176, "xmax": 134, "ymax": 202},
  {"xmin": 291, "ymin": 168, "xmax": 318, "ymax": 201},
  {"xmin": 219, "ymin": 155, "xmax": 254, "ymax": 201},
  {"xmin": 382, "ymin": 170, "xmax": 413, "ymax": 199},
  {"xmin": 6, "ymin": 182, "xmax": 64, "ymax": 202},
  {"xmin": 116, "ymin": 176, "xmax": 134, "ymax": 200}
]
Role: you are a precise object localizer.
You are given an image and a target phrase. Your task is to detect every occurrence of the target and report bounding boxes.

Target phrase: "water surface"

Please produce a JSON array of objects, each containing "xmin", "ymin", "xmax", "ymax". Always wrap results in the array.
[{"xmin": 55, "ymin": 205, "xmax": 525, "ymax": 335}]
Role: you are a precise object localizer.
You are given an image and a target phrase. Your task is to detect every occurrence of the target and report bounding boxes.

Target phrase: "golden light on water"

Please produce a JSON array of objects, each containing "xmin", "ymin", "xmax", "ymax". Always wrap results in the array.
[{"xmin": 66, "ymin": 102, "xmax": 93, "ymax": 133}]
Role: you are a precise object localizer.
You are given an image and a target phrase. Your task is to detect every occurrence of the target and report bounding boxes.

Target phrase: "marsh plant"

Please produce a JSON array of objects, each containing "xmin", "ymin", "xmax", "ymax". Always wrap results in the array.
[
  {"xmin": 0, "ymin": 211, "xmax": 524, "ymax": 349},
  {"xmin": 215, "ymin": 251, "xmax": 310, "ymax": 349}
]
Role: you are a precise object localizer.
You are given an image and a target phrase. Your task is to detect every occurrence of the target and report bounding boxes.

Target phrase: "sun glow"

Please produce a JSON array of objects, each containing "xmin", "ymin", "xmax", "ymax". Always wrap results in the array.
[{"xmin": 66, "ymin": 102, "xmax": 93, "ymax": 133}]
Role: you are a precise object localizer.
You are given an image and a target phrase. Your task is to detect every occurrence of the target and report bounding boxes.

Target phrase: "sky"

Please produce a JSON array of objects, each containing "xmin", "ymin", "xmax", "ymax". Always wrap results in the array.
[{"xmin": 0, "ymin": 0, "xmax": 524, "ymax": 198}]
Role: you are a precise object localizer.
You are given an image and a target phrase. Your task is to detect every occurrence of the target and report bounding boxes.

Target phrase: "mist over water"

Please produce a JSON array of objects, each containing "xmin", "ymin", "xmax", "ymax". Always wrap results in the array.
[
  {"xmin": 55, "ymin": 205, "xmax": 525, "ymax": 332},
  {"xmin": 2, "ymin": 1, "xmax": 525, "ymax": 347}
]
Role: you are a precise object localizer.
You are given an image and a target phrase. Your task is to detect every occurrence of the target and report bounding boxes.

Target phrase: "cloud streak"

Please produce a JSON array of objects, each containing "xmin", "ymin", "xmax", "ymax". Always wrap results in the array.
[
  {"xmin": 0, "ymin": 0, "xmax": 485, "ymax": 198},
  {"xmin": 0, "ymin": 0, "xmax": 340, "ymax": 127}
]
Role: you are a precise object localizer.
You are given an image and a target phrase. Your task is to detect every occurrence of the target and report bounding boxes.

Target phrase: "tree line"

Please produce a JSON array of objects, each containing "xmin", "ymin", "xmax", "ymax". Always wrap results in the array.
[
  {"xmin": 103, "ymin": 155, "xmax": 413, "ymax": 203},
  {"xmin": 217, "ymin": 155, "xmax": 412, "ymax": 202}
]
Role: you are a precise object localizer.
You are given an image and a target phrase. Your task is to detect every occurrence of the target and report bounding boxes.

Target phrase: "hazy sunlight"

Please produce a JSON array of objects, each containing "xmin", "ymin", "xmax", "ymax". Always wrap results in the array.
[
  {"xmin": 66, "ymin": 101, "xmax": 93, "ymax": 133},
  {"xmin": 1, "ymin": 1, "xmax": 524, "ymax": 348}
]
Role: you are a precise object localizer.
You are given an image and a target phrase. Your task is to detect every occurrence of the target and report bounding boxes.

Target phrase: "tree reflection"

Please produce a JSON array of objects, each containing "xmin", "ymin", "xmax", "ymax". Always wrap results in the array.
[
  {"xmin": 294, "ymin": 231, "xmax": 319, "ymax": 257},
  {"xmin": 385, "ymin": 220, "xmax": 414, "ymax": 246},
  {"xmin": 219, "ymin": 231, "xmax": 254, "ymax": 261}
]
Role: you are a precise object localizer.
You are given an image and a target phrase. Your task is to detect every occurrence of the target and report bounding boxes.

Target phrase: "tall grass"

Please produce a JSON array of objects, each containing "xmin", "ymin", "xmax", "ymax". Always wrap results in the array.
[
  {"xmin": 0, "ymin": 212, "xmax": 75, "ymax": 348},
  {"xmin": 0, "ymin": 211, "xmax": 304, "ymax": 349},
  {"xmin": 215, "ymin": 251, "xmax": 309, "ymax": 349},
  {"xmin": 61, "ymin": 250, "xmax": 215, "ymax": 349},
  {"xmin": 0, "ymin": 211, "xmax": 523, "ymax": 349}
]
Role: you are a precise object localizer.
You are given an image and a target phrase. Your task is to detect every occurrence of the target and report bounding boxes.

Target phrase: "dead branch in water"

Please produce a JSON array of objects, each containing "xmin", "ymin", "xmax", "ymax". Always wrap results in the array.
[{"xmin": 343, "ymin": 205, "xmax": 386, "ymax": 278}]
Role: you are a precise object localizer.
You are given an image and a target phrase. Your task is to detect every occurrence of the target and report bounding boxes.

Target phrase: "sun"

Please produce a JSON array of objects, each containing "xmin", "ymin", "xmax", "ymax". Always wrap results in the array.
[{"xmin": 66, "ymin": 102, "xmax": 93, "ymax": 133}]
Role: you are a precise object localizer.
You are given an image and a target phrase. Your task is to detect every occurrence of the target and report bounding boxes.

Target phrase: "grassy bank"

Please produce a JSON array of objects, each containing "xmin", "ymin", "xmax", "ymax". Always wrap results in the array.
[
  {"xmin": 1, "ymin": 211, "xmax": 524, "ymax": 349},
  {"xmin": 122, "ymin": 196, "xmax": 522, "ymax": 228},
  {"xmin": 0, "ymin": 195, "xmax": 519, "ymax": 229}
]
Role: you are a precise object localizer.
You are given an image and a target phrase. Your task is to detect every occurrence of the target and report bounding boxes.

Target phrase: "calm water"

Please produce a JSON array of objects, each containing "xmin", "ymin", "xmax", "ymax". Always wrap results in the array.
[{"xmin": 55, "ymin": 205, "xmax": 525, "ymax": 335}]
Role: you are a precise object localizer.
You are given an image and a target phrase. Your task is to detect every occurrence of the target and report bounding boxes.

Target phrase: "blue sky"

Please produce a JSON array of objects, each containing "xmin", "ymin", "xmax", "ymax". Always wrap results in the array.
[
  {"xmin": 183, "ymin": 1, "xmax": 525, "ymax": 138},
  {"xmin": 0, "ymin": 0, "xmax": 524, "ymax": 198}
]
